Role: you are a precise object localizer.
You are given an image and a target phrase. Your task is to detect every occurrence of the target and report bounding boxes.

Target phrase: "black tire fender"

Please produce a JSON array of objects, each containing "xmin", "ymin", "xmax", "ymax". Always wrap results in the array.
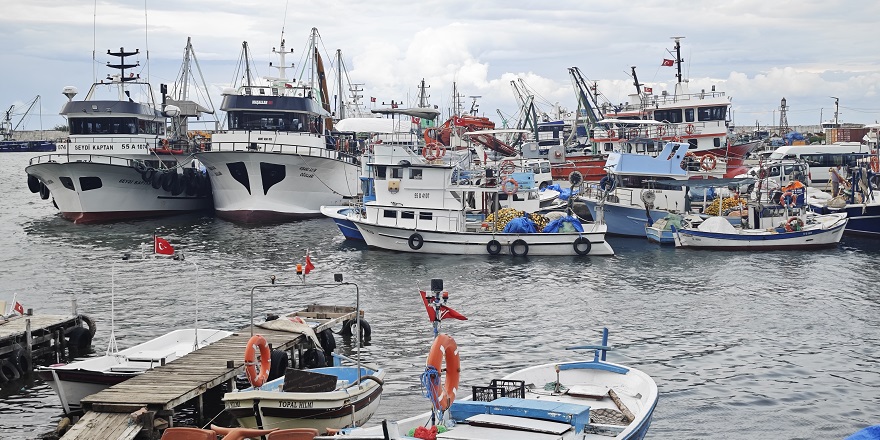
[
  {"xmin": 486, "ymin": 239, "xmax": 502, "ymax": 255},
  {"xmin": 408, "ymin": 233, "xmax": 424, "ymax": 250},
  {"xmin": 39, "ymin": 183, "xmax": 50, "ymax": 200},
  {"xmin": 0, "ymin": 359, "xmax": 21, "ymax": 382},
  {"xmin": 510, "ymin": 239, "xmax": 529, "ymax": 256},
  {"xmin": 344, "ymin": 318, "xmax": 372, "ymax": 344},
  {"xmin": 573, "ymin": 237, "xmax": 592, "ymax": 256},
  {"xmin": 268, "ymin": 349, "xmax": 289, "ymax": 382},
  {"xmin": 67, "ymin": 326, "xmax": 93, "ymax": 350},
  {"xmin": 12, "ymin": 349, "xmax": 32, "ymax": 374},
  {"xmin": 27, "ymin": 174, "xmax": 41, "ymax": 193}
]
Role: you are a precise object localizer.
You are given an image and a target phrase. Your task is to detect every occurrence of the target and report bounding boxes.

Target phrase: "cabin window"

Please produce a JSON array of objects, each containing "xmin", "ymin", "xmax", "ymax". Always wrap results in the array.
[
  {"xmin": 698, "ymin": 106, "xmax": 727, "ymax": 121},
  {"xmin": 391, "ymin": 168, "xmax": 403, "ymax": 179},
  {"xmin": 604, "ymin": 143, "xmax": 613, "ymax": 152},
  {"xmin": 419, "ymin": 212, "xmax": 433, "ymax": 220},
  {"xmin": 654, "ymin": 109, "xmax": 683, "ymax": 124},
  {"xmin": 540, "ymin": 162, "xmax": 550, "ymax": 173},
  {"xmin": 59, "ymin": 177, "xmax": 75, "ymax": 190},
  {"xmin": 79, "ymin": 176, "xmax": 102, "ymax": 191},
  {"xmin": 383, "ymin": 209, "xmax": 396, "ymax": 219},
  {"xmin": 684, "ymin": 108, "xmax": 695, "ymax": 122},
  {"xmin": 375, "ymin": 166, "xmax": 387, "ymax": 180},
  {"xmin": 714, "ymin": 137, "xmax": 721, "ymax": 148},
  {"xmin": 410, "ymin": 169, "xmax": 422, "ymax": 180},
  {"xmin": 227, "ymin": 111, "xmax": 308, "ymax": 132},
  {"xmin": 402, "ymin": 211, "xmax": 415, "ymax": 219}
]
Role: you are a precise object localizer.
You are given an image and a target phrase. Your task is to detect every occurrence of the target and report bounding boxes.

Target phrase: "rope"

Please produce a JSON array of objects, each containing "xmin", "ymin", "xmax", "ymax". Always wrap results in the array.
[{"xmin": 420, "ymin": 365, "xmax": 443, "ymax": 423}]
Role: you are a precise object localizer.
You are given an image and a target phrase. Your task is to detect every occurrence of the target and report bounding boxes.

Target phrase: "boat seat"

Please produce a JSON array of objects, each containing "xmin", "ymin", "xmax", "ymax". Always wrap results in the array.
[
  {"xmin": 160, "ymin": 427, "xmax": 216, "ymax": 440},
  {"xmin": 126, "ymin": 349, "xmax": 177, "ymax": 363},
  {"xmin": 267, "ymin": 428, "xmax": 320, "ymax": 439},
  {"xmin": 450, "ymin": 397, "xmax": 591, "ymax": 433}
]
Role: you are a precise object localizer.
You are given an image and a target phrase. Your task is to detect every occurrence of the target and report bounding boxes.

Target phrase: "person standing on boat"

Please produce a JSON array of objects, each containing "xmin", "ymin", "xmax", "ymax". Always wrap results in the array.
[{"xmin": 830, "ymin": 164, "xmax": 847, "ymax": 197}]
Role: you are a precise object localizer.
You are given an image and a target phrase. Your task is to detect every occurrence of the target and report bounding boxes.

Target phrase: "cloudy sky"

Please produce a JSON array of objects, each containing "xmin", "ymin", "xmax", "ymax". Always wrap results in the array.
[{"xmin": 2, "ymin": 0, "xmax": 879, "ymax": 133}]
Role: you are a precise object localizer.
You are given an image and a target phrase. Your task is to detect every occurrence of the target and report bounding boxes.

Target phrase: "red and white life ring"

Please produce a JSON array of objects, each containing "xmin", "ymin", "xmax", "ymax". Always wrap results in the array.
[{"xmin": 244, "ymin": 334, "xmax": 271, "ymax": 388}]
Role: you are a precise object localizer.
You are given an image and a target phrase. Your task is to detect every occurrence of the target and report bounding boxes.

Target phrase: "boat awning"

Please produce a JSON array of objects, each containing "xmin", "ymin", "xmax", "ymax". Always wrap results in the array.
[
  {"xmin": 370, "ymin": 107, "xmax": 441, "ymax": 120},
  {"xmin": 598, "ymin": 118, "xmax": 664, "ymax": 125},
  {"xmin": 653, "ymin": 177, "xmax": 756, "ymax": 188}
]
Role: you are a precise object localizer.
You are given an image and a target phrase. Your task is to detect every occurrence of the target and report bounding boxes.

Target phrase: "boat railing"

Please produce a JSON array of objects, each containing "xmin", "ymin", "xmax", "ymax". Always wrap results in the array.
[
  {"xmin": 28, "ymin": 153, "xmax": 136, "ymax": 167},
  {"xmin": 209, "ymin": 139, "xmax": 360, "ymax": 165}
]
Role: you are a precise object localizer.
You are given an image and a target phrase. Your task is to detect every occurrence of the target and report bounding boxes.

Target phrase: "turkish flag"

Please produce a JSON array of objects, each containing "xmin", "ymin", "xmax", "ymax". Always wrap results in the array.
[
  {"xmin": 420, "ymin": 291, "xmax": 467, "ymax": 321},
  {"xmin": 304, "ymin": 254, "xmax": 315, "ymax": 274},
  {"xmin": 644, "ymin": 87, "xmax": 653, "ymax": 93},
  {"xmin": 155, "ymin": 236, "xmax": 174, "ymax": 255},
  {"xmin": 13, "ymin": 301, "xmax": 24, "ymax": 315},
  {"xmin": 661, "ymin": 59, "xmax": 674, "ymax": 66}
]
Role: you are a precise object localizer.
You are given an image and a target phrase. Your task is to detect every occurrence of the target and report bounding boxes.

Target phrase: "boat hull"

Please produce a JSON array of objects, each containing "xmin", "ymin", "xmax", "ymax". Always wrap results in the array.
[
  {"xmin": 645, "ymin": 226, "xmax": 674, "ymax": 245},
  {"xmin": 809, "ymin": 203, "xmax": 880, "ymax": 236},
  {"xmin": 25, "ymin": 155, "xmax": 212, "ymax": 223},
  {"xmin": 224, "ymin": 367, "xmax": 384, "ymax": 433},
  {"xmin": 320, "ymin": 205, "xmax": 364, "ymax": 240},
  {"xmin": 582, "ymin": 199, "xmax": 674, "ymax": 237},
  {"xmin": 352, "ymin": 221, "xmax": 614, "ymax": 256},
  {"xmin": 674, "ymin": 216, "xmax": 847, "ymax": 250},
  {"xmin": 196, "ymin": 151, "xmax": 359, "ymax": 223}
]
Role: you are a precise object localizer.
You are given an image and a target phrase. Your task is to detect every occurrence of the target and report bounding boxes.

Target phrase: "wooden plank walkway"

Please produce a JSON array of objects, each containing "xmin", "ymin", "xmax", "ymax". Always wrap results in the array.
[{"xmin": 62, "ymin": 305, "xmax": 358, "ymax": 440}]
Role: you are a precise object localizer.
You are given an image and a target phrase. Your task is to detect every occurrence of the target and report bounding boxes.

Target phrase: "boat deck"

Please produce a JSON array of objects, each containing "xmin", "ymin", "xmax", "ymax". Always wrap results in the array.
[{"xmin": 61, "ymin": 305, "xmax": 358, "ymax": 440}]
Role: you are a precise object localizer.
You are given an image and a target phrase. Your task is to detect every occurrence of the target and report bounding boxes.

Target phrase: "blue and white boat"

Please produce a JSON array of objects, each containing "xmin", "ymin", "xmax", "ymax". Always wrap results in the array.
[
  {"xmin": 335, "ymin": 328, "xmax": 658, "ymax": 440},
  {"xmin": 580, "ymin": 141, "xmax": 708, "ymax": 236}
]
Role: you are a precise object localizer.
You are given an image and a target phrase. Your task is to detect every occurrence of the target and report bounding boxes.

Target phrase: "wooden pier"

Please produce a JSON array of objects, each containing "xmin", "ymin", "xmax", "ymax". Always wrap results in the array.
[
  {"xmin": 0, "ymin": 305, "xmax": 95, "ymax": 382},
  {"xmin": 61, "ymin": 305, "xmax": 359, "ymax": 440}
]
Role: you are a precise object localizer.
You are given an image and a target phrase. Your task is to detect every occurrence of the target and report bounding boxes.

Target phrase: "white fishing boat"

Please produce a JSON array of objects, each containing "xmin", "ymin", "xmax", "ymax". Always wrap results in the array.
[
  {"xmin": 195, "ymin": 28, "xmax": 360, "ymax": 223},
  {"xmin": 335, "ymin": 280, "xmax": 658, "ymax": 440},
  {"xmin": 25, "ymin": 47, "xmax": 213, "ymax": 223},
  {"xmin": 326, "ymin": 136, "xmax": 612, "ymax": 256},
  {"xmin": 223, "ymin": 351, "xmax": 385, "ymax": 434},
  {"xmin": 36, "ymin": 328, "xmax": 233, "ymax": 412},
  {"xmin": 674, "ymin": 182, "xmax": 848, "ymax": 250}
]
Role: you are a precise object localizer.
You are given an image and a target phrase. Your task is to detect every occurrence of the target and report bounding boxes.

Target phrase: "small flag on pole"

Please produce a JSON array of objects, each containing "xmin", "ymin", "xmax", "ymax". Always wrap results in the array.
[
  {"xmin": 420, "ymin": 291, "xmax": 467, "ymax": 321},
  {"xmin": 13, "ymin": 301, "xmax": 24, "ymax": 315},
  {"xmin": 661, "ymin": 59, "xmax": 675, "ymax": 66},
  {"xmin": 154, "ymin": 235, "xmax": 174, "ymax": 255},
  {"xmin": 370, "ymin": 97, "xmax": 376, "ymax": 103},
  {"xmin": 304, "ymin": 251, "xmax": 315, "ymax": 275},
  {"xmin": 643, "ymin": 87, "xmax": 653, "ymax": 93}
]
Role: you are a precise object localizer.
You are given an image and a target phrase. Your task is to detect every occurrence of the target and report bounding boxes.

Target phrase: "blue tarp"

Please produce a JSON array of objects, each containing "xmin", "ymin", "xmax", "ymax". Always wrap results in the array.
[
  {"xmin": 846, "ymin": 426, "xmax": 880, "ymax": 440},
  {"xmin": 502, "ymin": 216, "xmax": 538, "ymax": 233},
  {"xmin": 542, "ymin": 216, "xmax": 585, "ymax": 233},
  {"xmin": 545, "ymin": 184, "xmax": 578, "ymax": 201}
]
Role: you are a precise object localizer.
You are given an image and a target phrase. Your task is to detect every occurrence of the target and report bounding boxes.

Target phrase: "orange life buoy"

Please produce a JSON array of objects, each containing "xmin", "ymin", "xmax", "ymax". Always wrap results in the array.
[
  {"xmin": 779, "ymin": 191, "xmax": 794, "ymax": 206},
  {"xmin": 871, "ymin": 156, "xmax": 879, "ymax": 173},
  {"xmin": 630, "ymin": 128, "xmax": 640, "ymax": 138},
  {"xmin": 433, "ymin": 143, "xmax": 446, "ymax": 159},
  {"xmin": 502, "ymin": 178, "xmax": 519, "ymax": 195},
  {"xmin": 162, "ymin": 139, "xmax": 169, "ymax": 147},
  {"xmin": 423, "ymin": 143, "xmax": 438, "ymax": 161},
  {"xmin": 657, "ymin": 126, "xmax": 666, "ymax": 136},
  {"xmin": 244, "ymin": 334, "xmax": 271, "ymax": 388},
  {"xmin": 425, "ymin": 333, "xmax": 460, "ymax": 412},
  {"xmin": 700, "ymin": 154, "xmax": 717, "ymax": 171},
  {"xmin": 685, "ymin": 124, "xmax": 695, "ymax": 135},
  {"xmin": 607, "ymin": 129, "xmax": 616, "ymax": 138},
  {"xmin": 784, "ymin": 216, "xmax": 804, "ymax": 232}
]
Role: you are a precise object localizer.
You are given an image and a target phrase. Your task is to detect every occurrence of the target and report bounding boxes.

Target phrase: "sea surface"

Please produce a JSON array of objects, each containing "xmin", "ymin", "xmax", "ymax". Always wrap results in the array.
[{"xmin": 0, "ymin": 151, "xmax": 877, "ymax": 439}]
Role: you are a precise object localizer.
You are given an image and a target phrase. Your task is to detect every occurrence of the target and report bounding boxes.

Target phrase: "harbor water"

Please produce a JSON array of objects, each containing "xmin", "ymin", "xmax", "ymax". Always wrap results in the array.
[{"xmin": 0, "ymin": 152, "xmax": 877, "ymax": 439}]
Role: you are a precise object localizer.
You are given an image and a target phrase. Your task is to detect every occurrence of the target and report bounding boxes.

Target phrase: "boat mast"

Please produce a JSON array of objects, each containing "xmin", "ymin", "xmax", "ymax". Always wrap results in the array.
[
  {"xmin": 671, "ymin": 36, "xmax": 685, "ymax": 85},
  {"xmin": 337, "ymin": 49, "xmax": 345, "ymax": 120},
  {"xmin": 243, "ymin": 42, "xmax": 253, "ymax": 88},
  {"xmin": 105, "ymin": 48, "xmax": 140, "ymax": 101}
]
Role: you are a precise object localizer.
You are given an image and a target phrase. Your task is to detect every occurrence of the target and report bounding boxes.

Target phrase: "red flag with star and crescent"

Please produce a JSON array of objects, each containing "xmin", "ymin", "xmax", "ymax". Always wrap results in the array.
[{"xmin": 154, "ymin": 236, "xmax": 174, "ymax": 255}]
